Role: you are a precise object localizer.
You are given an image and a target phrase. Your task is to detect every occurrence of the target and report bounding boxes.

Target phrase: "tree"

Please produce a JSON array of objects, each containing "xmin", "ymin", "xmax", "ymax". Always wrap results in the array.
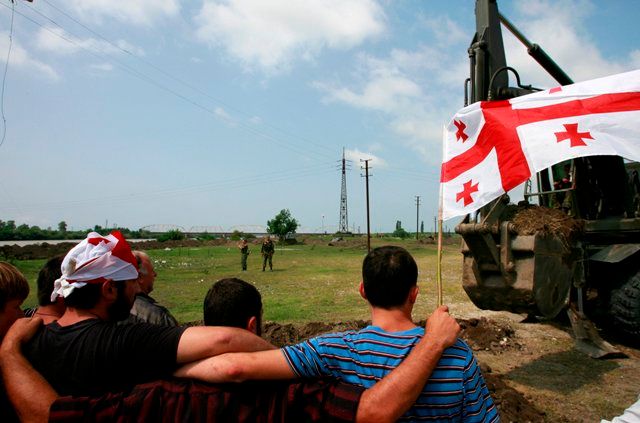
[
  {"xmin": 58, "ymin": 221, "xmax": 68, "ymax": 233},
  {"xmin": 266, "ymin": 209, "xmax": 299, "ymax": 241},
  {"xmin": 393, "ymin": 221, "xmax": 410, "ymax": 239}
]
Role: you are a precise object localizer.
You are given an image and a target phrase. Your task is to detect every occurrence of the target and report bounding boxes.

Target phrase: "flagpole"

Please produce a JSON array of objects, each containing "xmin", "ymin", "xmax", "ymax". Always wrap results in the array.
[
  {"xmin": 436, "ymin": 125, "xmax": 446, "ymax": 307},
  {"xmin": 436, "ymin": 204, "xmax": 444, "ymax": 307}
]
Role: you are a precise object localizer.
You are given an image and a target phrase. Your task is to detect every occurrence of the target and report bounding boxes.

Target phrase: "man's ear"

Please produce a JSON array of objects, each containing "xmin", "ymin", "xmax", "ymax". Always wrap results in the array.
[
  {"xmin": 359, "ymin": 281, "xmax": 367, "ymax": 300},
  {"xmin": 409, "ymin": 285, "xmax": 419, "ymax": 304},
  {"xmin": 102, "ymin": 280, "xmax": 118, "ymax": 300},
  {"xmin": 247, "ymin": 316, "xmax": 258, "ymax": 334}
]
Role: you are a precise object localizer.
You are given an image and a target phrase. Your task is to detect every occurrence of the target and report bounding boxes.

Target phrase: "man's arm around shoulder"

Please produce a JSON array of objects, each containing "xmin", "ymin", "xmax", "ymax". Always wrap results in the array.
[
  {"xmin": 0, "ymin": 317, "xmax": 56, "ymax": 423},
  {"xmin": 176, "ymin": 326, "xmax": 276, "ymax": 364},
  {"xmin": 177, "ymin": 306, "xmax": 461, "ymax": 423}
]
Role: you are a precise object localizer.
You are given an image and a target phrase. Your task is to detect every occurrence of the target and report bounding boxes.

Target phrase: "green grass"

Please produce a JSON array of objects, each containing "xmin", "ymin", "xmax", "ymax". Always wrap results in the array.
[{"xmin": 10, "ymin": 239, "xmax": 466, "ymax": 325}]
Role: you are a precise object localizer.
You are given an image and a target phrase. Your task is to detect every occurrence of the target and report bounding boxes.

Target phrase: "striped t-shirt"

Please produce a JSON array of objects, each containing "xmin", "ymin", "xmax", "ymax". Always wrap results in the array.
[{"xmin": 281, "ymin": 326, "xmax": 499, "ymax": 422}]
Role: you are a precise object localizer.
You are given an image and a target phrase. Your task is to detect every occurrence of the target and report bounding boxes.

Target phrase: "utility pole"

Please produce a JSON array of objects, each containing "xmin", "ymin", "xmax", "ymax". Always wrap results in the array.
[
  {"xmin": 434, "ymin": 216, "xmax": 437, "ymax": 236},
  {"xmin": 361, "ymin": 159, "xmax": 372, "ymax": 252},
  {"xmin": 415, "ymin": 196, "xmax": 421, "ymax": 240}
]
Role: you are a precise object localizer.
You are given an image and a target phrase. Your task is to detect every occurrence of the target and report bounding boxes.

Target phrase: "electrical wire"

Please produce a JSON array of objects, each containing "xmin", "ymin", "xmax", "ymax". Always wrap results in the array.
[
  {"xmin": 12, "ymin": 0, "xmax": 334, "ymax": 161},
  {"xmin": 37, "ymin": 0, "xmax": 336, "ymax": 157},
  {"xmin": 0, "ymin": 0, "xmax": 15, "ymax": 149},
  {"xmin": 0, "ymin": 162, "xmax": 337, "ymax": 213}
]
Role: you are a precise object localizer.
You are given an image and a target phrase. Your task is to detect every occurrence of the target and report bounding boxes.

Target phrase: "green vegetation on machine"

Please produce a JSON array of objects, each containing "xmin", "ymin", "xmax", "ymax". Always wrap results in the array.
[{"xmin": 457, "ymin": 0, "xmax": 640, "ymax": 357}]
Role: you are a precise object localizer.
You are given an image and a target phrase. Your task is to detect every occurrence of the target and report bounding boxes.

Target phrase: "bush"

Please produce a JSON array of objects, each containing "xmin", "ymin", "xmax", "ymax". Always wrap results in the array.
[
  {"xmin": 157, "ymin": 230, "xmax": 185, "ymax": 242},
  {"xmin": 197, "ymin": 233, "xmax": 218, "ymax": 241},
  {"xmin": 230, "ymin": 230, "xmax": 255, "ymax": 241},
  {"xmin": 392, "ymin": 227, "xmax": 411, "ymax": 239}
]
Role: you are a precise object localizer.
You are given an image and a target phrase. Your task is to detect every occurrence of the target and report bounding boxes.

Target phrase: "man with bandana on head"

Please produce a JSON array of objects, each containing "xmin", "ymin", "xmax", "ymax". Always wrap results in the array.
[{"xmin": 23, "ymin": 231, "xmax": 274, "ymax": 397}]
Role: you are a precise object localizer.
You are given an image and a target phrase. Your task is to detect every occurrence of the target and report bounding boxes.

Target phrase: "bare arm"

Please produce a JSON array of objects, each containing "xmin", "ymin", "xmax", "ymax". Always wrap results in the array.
[
  {"xmin": 0, "ymin": 317, "xmax": 57, "ymax": 423},
  {"xmin": 355, "ymin": 305, "xmax": 460, "ymax": 422},
  {"xmin": 177, "ymin": 306, "xmax": 460, "ymax": 422},
  {"xmin": 175, "ymin": 348, "xmax": 294, "ymax": 381},
  {"xmin": 176, "ymin": 326, "xmax": 276, "ymax": 364}
]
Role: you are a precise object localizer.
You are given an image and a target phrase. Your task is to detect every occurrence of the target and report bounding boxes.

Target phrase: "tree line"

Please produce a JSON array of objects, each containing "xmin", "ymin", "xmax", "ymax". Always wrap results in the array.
[{"xmin": 0, "ymin": 220, "xmax": 150, "ymax": 241}]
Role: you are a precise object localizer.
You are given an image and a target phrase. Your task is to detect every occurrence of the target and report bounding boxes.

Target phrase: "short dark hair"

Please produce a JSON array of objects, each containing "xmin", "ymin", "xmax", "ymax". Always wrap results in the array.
[
  {"xmin": 37, "ymin": 256, "xmax": 63, "ymax": 306},
  {"xmin": 0, "ymin": 261, "xmax": 29, "ymax": 310},
  {"xmin": 203, "ymin": 278, "xmax": 262, "ymax": 332},
  {"xmin": 362, "ymin": 246, "xmax": 418, "ymax": 309},
  {"xmin": 63, "ymin": 282, "xmax": 102, "ymax": 309}
]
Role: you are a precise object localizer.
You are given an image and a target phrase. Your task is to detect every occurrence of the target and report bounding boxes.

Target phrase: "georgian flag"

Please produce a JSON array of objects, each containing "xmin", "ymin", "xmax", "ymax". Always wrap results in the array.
[{"xmin": 440, "ymin": 69, "xmax": 640, "ymax": 220}]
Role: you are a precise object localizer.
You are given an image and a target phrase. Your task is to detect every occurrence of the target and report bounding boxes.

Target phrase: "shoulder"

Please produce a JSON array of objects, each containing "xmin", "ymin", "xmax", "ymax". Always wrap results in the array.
[{"xmin": 440, "ymin": 338, "xmax": 477, "ymax": 367}]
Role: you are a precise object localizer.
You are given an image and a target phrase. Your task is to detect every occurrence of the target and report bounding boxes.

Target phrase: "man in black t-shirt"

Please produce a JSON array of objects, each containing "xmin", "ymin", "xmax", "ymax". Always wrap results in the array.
[{"xmin": 24, "ymin": 231, "xmax": 273, "ymax": 397}]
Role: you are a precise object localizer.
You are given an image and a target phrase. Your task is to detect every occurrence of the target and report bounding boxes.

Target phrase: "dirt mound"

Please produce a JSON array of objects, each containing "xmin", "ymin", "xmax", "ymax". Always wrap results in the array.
[
  {"xmin": 263, "ymin": 320, "xmax": 369, "ymax": 347},
  {"xmin": 0, "ymin": 242, "xmax": 76, "ymax": 260},
  {"xmin": 460, "ymin": 317, "xmax": 523, "ymax": 353},
  {"xmin": 0, "ymin": 239, "xmax": 232, "ymax": 260},
  {"xmin": 265, "ymin": 317, "xmax": 523, "ymax": 352},
  {"xmin": 504, "ymin": 205, "xmax": 584, "ymax": 250},
  {"xmin": 484, "ymin": 370, "xmax": 549, "ymax": 422}
]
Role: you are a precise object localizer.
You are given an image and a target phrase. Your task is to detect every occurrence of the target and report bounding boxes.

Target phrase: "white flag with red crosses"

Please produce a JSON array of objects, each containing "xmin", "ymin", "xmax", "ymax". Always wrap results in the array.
[{"xmin": 440, "ymin": 69, "xmax": 640, "ymax": 220}]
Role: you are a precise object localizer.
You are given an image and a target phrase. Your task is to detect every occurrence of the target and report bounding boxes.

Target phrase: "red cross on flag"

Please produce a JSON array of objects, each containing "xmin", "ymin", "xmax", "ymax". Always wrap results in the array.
[{"xmin": 440, "ymin": 69, "xmax": 640, "ymax": 220}]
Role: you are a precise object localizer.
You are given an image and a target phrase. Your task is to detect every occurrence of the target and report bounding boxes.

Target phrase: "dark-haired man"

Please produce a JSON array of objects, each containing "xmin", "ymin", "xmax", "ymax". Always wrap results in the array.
[
  {"xmin": 178, "ymin": 246, "xmax": 498, "ymax": 422},
  {"xmin": 204, "ymin": 278, "xmax": 262, "ymax": 334},
  {"xmin": 24, "ymin": 256, "xmax": 65, "ymax": 324}
]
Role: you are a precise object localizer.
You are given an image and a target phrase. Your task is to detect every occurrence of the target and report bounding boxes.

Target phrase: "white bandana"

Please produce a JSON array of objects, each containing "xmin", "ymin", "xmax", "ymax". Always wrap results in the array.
[{"xmin": 51, "ymin": 231, "xmax": 138, "ymax": 301}]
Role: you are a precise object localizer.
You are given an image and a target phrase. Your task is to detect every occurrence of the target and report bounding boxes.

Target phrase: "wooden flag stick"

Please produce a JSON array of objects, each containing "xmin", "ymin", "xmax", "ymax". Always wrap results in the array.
[
  {"xmin": 436, "ymin": 124, "xmax": 446, "ymax": 307},
  {"xmin": 436, "ymin": 217, "xmax": 443, "ymax": 307}
]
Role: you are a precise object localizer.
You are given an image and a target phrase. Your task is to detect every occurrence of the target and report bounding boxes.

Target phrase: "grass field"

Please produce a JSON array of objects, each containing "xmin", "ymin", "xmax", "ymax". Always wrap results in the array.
[{"xmin": 12, "ymin": 238, "xmax": 465, "ymax": 324}]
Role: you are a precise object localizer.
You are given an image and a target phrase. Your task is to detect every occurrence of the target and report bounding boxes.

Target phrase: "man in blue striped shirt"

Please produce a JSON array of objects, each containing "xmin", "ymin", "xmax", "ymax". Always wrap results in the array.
[{"xmin": 177, "ymin": 246, "xmax": 497, "ymax": 422}]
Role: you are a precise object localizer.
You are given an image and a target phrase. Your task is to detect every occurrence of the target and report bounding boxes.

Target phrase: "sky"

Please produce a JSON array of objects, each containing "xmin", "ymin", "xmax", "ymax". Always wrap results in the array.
[{"xmin": 0, "ymin": 0, "xmax": 638, "ymax": 234}]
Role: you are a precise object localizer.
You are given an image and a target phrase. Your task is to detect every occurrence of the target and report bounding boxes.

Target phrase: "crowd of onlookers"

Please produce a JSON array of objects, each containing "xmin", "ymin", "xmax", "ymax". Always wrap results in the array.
[{"xmin": 0, "ymin": 230, "xmax": 502, "ymax": 422}]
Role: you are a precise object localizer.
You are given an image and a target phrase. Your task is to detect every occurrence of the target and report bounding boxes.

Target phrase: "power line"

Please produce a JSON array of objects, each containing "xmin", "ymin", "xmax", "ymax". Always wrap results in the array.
[
  {"xmin": 0, "ymin": 0, "xmax": 15, "ymax": 150},
  {"xmin": 37, "ymin": 0, "xmax": 336, "ymax": 157},
  {"xmin": 9, "ymin": 0, "xmax": 335, "ymax": 162},
  {"xmin": 0, "ymin": 162, "xmax": 336, "ymax": 213}
]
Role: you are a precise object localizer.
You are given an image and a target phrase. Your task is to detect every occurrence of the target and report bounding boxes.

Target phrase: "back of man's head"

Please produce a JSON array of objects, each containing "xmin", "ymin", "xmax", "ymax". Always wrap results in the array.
[
  {"xmin": 362, "ymin": 246, "xmax": 418, "ymax": 309},
  {"xmin": 37, "ymin": 256, "xmax": 64, "ymax": 306},
  {"xmin": 203, "ymin": 278, "xmax": 262, "ymax": 334}
]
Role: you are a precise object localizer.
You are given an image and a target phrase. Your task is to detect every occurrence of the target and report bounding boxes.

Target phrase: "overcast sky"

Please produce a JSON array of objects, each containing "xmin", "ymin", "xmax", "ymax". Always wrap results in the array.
[{"xmin": 0, "ymin": 0, "xmax": 638, "ymax": 233}]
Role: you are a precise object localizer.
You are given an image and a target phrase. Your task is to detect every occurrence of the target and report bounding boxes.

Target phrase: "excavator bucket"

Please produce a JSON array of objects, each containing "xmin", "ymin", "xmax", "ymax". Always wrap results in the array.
[{"xmin": 567, "ymin": 308, "xmax": 622, "ymax": 359}]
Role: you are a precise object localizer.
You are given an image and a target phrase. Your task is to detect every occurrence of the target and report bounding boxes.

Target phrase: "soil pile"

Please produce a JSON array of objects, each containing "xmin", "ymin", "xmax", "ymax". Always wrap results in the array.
[
  {"xmin": 0, "ymin": 242, "xmax": 76, "ymax": 260},
  {"xmin": 484, "ymin": 371, "xmax": 548, "ymax": 422},
  {"xmin": 505, "ymin": 205, "xmax": 584, "ymax": 250},
  {"xmin": 0, "ymin": 238, "xmax": 229, "ymax": 260}
]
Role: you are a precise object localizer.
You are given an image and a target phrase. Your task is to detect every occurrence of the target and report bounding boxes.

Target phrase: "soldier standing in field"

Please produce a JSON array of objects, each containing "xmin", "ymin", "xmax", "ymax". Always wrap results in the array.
[
  {"xmin": 238, "ymin": 239, "xmax": 250, "ymax": 271},
  {"xmin": 261, "ymin": 236, "xmax": 275, "ymax": 271}
]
